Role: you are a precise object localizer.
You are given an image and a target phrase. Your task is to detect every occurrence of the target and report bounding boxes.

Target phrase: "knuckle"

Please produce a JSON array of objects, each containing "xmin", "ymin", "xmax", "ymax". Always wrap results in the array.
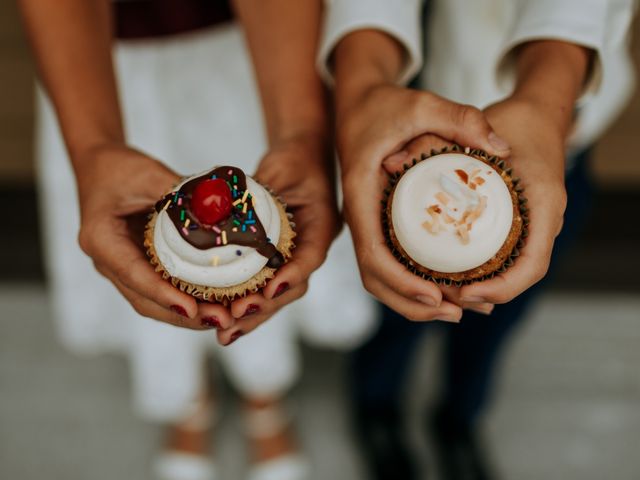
[
  {"xmin": 77, "ymin": 227, "xmax": 95, "ymax": 256},
  {"xmin": 129, "ymin": 298, "xmax": 146, "ymax": 317},
  {"xmin": 454, "ymin": 104, "xmax": 484, "ymax": 128},
  {"xmin": 361, "ymin": 275, "xmax": 376, "ymax": 295}
]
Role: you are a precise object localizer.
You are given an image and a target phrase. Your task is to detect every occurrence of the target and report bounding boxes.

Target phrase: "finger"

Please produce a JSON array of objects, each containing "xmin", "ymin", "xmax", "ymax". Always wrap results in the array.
[
  {"xmin": 195, "ymin": 301, "xmax": 236, "ymax": 330},
  {"xmin": 105, "ymin": 270, "xmax": 212, "ymax": 330},
  {"xmin": 462, "ymin": 302, "xmax": 495, "ymax": 315},
  {"xmin": 414, "ymin": 94, "xmax": 511, "ymax": 157},
  {"xmin": 383, "ymin": 134, "xmax": 452, "ymax": 174},
  {"xmin": 219, "ymin": 284, "xmax": 307, "ymax": 345},
  {"xmin": 460, "ymin": 220, "xmax": 555, "ymax": 304},
  {"xmin": 229, "ymin": 281, "xmax": 307, "ymax": 320},
  {"xmin": 365, "ymin": 275, "xmax": 462, "ymax": 322},
  {"xmin": 85, "ymin": 221, "xmax": 199, "ymax": 318},
  {"xmin": 344, "ymin": 176, "xmax": 445, "ymax": 307},
  {"xmin": 263, "ymin": 206, "xmax": 336, "ymax": 301}
]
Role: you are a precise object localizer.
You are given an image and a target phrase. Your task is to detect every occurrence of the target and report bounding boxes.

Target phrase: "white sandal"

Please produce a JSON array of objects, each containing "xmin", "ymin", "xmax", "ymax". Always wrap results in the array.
[
  {"xmin": 244, "ymin": 404, "xmax": 310, "ymax": 480},
  {"xmin": 153, "ymin": 452, "xmax": 218, "ymax": 480},
  {"xmin": 154, "ymin": 396, "xmax": 218, "ymax": 480}
]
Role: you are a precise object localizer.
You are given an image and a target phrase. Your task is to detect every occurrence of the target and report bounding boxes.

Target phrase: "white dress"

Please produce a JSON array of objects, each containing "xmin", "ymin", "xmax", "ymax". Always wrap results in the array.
[{"xmin": 36, "ymin": 23, "xmax": 376, "ymax": 422}]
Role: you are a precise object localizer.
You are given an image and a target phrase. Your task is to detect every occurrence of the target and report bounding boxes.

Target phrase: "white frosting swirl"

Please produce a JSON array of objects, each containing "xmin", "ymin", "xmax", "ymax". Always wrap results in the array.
[
  {"xmin": 391, "ymin": 153, "xmax": 513, "ymax": 273},
  {"xmin": 154, "ymin": 174, "xmax": 281, "ymax": 287}
]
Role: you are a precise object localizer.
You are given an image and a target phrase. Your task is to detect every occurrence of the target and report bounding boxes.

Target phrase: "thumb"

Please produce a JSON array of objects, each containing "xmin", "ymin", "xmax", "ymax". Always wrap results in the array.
[{"xmin": 417, "ymin": 95, "xmax": 511, "ymax": 157}]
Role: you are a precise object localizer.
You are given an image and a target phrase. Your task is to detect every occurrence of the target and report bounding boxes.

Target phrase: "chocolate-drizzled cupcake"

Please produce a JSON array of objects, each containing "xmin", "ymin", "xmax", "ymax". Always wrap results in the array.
[
  {"xmin": 145, "ymin": 165, "xmax": 295, "ymax": 304},
  {"xmin": 382, "ymin": 145, "xmax": 527, "ymax": 286}
]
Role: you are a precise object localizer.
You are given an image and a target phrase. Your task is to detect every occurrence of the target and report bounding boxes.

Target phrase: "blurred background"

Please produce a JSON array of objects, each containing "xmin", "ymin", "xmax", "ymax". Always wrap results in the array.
[{"xmin": 1, "ymin": 2, "xmax": 639, "ymax": 480}]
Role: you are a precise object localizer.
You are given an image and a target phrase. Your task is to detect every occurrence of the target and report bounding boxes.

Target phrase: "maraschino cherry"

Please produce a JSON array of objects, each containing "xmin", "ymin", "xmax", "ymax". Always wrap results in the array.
[{"xmin": 190, "ymin": 178, "xmax": 232, "ymax": 226}]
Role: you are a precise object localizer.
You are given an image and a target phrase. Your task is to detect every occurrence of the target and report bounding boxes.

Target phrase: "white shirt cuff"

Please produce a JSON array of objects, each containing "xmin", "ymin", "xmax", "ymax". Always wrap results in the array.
[
  {"xmin": 495, "ymin": 0, "xmax": 611, "ymax": 99},
  {"xmin": 317, "ymin": 0, "xmax": 423, "ymax": 86}
]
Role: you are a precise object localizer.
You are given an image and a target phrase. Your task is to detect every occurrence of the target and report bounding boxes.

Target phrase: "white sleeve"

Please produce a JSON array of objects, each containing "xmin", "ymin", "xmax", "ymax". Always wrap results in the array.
[
  {"xmin": 317, "ymin": 0, "xmax": 424, "ymax": 86},
  {"xmin": 495, "ymin": 0, "xmax": 637, "ymax": 98}
]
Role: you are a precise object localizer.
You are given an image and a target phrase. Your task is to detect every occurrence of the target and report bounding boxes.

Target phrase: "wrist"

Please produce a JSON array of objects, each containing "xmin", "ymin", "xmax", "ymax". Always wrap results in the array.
[
  {"xmin": 334, "ymin": 30, "xmax": 404, "ymax": 119},
  {"xmin": 511, "ymin": 40, "xmax": 591, "ymax": 136}
]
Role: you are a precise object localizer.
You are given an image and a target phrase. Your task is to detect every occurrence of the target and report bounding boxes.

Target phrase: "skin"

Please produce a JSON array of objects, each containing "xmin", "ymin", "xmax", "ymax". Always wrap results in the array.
[
  {"xmin": 18, "ymin": 0, "xmax": 336, "ymax": 343},
  {"xmin": 333, "ymin": 30, "xmax": 590, "ymax": 320}
]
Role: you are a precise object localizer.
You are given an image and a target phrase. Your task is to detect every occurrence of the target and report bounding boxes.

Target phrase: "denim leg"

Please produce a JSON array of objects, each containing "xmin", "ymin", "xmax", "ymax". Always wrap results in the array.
[{"xmin": 439, "ymin": 152, "xmax": 594, "ymax": 425}]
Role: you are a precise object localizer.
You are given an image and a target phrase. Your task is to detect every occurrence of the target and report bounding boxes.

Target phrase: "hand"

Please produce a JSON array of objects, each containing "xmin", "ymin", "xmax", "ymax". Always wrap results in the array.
[
  {"xmin": 217, "ymin": 133, "xmax": 340, "ymax": 345},
  {"xmin": 75, "ymin": 144, "xmax": 236, "ymax": 330},
  {"xmin": 337, "ymin": 84, "xmax": 511, "ymax": 322},
  {"xmin": 459, "ymin": 97, "xmax": 568, "ymax": 304}
]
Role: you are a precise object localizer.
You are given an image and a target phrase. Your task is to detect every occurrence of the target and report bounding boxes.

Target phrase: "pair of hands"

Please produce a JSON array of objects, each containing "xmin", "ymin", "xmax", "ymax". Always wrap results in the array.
[
  {"xmin": 77, "ymin": 84, "xmax": 567, "ymax": 339},
  {"xmin": 338, "ymin": 84, "xmax": 567, "ymax": 321},
  {"xmin": 76, "ymin": 133, "xmax": 339, "ymax": 345}
]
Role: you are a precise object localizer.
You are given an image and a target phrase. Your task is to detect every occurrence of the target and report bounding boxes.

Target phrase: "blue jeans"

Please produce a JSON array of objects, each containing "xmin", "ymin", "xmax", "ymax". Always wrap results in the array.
[{"xmin": 351, "ymin": 151, "xmax": 593, "ymax": 425}]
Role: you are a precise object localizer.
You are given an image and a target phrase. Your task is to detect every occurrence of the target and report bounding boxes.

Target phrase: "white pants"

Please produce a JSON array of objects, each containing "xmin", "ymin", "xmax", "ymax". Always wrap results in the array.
[{"xmin": 36, "ymin": 23, "xmax": 376, "ymax": 422}]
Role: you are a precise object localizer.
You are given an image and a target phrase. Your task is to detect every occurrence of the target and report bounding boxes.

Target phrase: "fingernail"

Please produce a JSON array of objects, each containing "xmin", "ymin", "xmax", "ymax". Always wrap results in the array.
[
  {"xmin": 461, "ymin": 296, "xmax": 486, "ymax": 303},
  {"xmin": 243, "ymin": 304, "xmax": 260, "ymax": 317},
  {"xmin": 416, "ymin": 295, "xmax": 439, "ymax": 307},
  {"xmin": 437, "ymin": 314, "xmax": 461, "ymax": 323},
  {"xmin": 201, "ymin": 316, "xmax": 221, "ymax": 329},
  {"xmin": 468, "ymin": 303, "xmax": 494, "ymax": 315},
  {"xmin": 226, "ymin": 330, "xmax": 244, "ymax": 346},
  {"xmin": 383, "ymin": 150, "xmax": 409, "ymax": 166},
  {"xmin": 273, "ymin": 282, "xmax": 290, "ymax": 299},
  {"xmin": 488, "ymin": 132, "xmax": 510, "ymax": 152},
  {"xmin": 170, "ymin": 305, "xmax": 188, "ymax": 318}
]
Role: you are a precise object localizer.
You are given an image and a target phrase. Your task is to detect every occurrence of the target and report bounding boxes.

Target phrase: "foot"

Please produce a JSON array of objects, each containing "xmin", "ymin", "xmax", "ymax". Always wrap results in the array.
[
  {"xmin": 353, "ymin": 405, "xmax": 418, "ymax": 480},
  {"xmin": 154, "ymin": 395, "xmax": 217, "ymax": 480},
  {"xmin": 244, "ymin": 398, "xmax": 309, "ymax": 480},
  {"xmin": 428, "ymin": 407, "xmax": 496, "ymax": 480}
]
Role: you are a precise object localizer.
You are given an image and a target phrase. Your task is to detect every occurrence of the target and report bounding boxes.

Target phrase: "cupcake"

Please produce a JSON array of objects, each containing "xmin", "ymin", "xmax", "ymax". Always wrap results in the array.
[
  {"xmin": 382, "ymin": 145, "xmax": 527, "ymax": 286},
  {"xmin": 145, "ymin": 165, "xmax": 295, "ymax": 304}
]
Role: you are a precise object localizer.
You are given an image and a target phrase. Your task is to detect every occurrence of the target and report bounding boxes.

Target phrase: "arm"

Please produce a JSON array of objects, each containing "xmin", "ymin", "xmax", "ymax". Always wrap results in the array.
[
  {"xmin": 332, "ymin": 29, "xmax": 511, "ymax": 322},
  {"xmin": 220, "ymin": 0, "xmax": 339, "ymax": 343},
  {"xmin": 18, "ymin": 0, "xmax": 235, "ymax": 330}
]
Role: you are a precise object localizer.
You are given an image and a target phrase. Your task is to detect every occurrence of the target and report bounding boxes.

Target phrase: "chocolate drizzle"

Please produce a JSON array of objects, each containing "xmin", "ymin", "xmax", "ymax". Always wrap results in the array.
[{"xmin": 155, "ymin": 166, "xmax": 284, "ymax": 268}]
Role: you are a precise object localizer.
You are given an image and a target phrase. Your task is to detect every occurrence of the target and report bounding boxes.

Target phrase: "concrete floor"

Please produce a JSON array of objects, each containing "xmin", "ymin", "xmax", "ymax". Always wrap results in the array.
[{"xmin": 1, "ymin": 285, "xmax": 639, "ymax": 480}]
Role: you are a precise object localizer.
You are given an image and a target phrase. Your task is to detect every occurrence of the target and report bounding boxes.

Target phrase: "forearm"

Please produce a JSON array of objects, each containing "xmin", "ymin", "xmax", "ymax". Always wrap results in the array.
[
  {"xmin": 334, "ymin": 30, "xmax": 405, "ymax": 120},
  {"xmin": 18, "ymin": 0, "xmax": 123, "ymax": 164},
  {"xmin": 232, "ymin": 0, "xmax": 328, "ymax": 145},
  {"xmin": 511, "ymin": 40, "xmax": 591, "ymax": 138}
]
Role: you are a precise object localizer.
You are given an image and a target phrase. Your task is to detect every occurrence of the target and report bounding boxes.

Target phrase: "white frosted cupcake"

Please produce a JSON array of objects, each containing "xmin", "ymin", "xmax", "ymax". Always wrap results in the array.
[
  {"xmin": 145, "ymin": 165, "xmax": 295, "ymax": 304},
  {"xmin": 382, "ymin": 146, "xmax": 527, "ymax": 285}
]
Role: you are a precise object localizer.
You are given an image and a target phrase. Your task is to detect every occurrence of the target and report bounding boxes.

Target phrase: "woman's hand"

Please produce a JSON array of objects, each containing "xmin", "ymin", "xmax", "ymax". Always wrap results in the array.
[
  {"xmin": 217, "ymin": 133, "xmax": 340, "ymax": 345},
  {"xmin": 336, "ymin": 84, "xmax": 511, "ymax": 322},
  {"xmin": 75, "ymin": 144, "xmax": 236, "ymax": 330}
]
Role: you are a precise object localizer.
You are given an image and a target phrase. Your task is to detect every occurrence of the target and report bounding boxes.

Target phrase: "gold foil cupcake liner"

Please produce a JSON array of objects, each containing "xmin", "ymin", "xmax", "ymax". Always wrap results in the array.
[
  {"xmin": 381, "ymin": 144, "xmax": 528, "ymax": 287},
  {"xmin": 145, "ymin": 191, "xmax": 296, "ymax": 306}
]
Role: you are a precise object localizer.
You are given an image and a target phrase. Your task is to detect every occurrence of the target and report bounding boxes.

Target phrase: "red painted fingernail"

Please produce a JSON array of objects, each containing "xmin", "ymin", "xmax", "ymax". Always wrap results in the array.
[
  {"xmin": 170, "ymin": 305, "xmax": 188, "ymax": 318},
  {"xmin": 273, "ymin": 282, "xmax": 290, "ymax": 298},
  {"xmin": 243, "ymin": 304, "xmax": 260, "ymax": 317},
  {"xmin": 201, "ymin": 316, "xmax": 221, "ymax": 329},
  {"xmin": 226, "ymin": 330, "xmax": 244, "ymax": 345}
]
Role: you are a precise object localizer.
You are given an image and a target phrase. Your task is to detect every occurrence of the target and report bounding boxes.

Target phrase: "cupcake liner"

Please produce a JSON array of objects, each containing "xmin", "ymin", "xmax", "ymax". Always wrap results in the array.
[
  {"xmin": 382, "ymin": 144, "xmax": 528, "ymax": 286},
  {"xmin": 145, "ymin": 190, "xmax": 296, "ymax": 306}
]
